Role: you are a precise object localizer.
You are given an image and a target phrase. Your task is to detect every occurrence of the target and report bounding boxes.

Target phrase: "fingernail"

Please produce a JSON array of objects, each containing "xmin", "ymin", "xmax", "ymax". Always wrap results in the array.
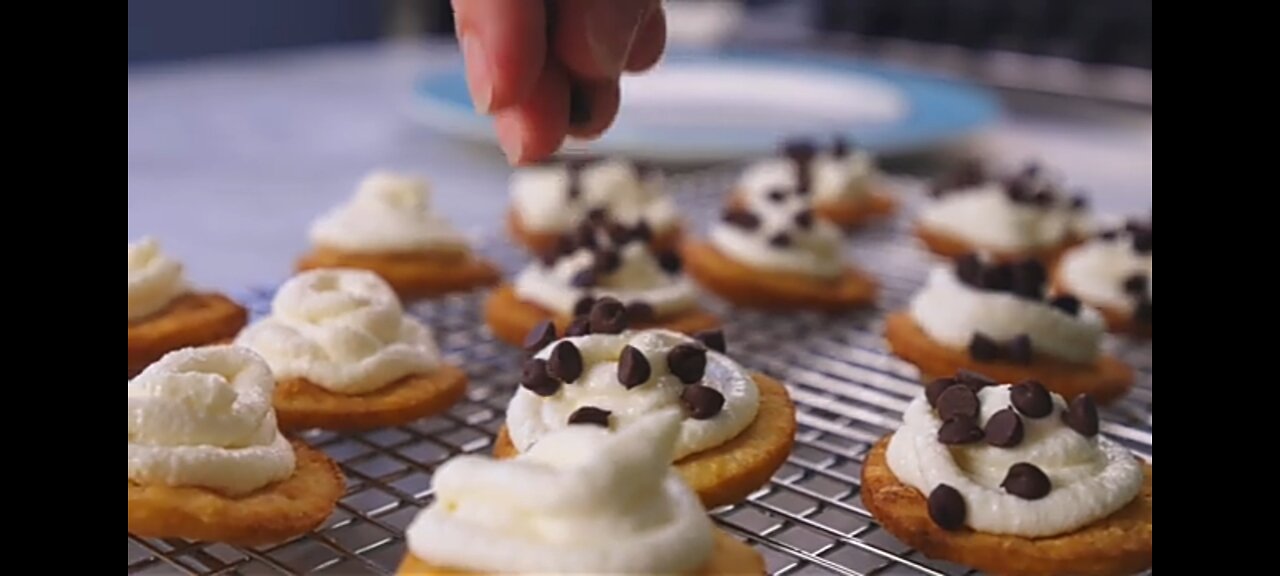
[
  {"xmin": 496, "ymin": 118, "xmax": 524, "ymax": 164},
  {"xmin": 461, "ymin": 33, "xmax": 493, "ymax": 113},
  {"xmin": 588, "ymin": 3, "xmax": 645, "ymax": 76}
]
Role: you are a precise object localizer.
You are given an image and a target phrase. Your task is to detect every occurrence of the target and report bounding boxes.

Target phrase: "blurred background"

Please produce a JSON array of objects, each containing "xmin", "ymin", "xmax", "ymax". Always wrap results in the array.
[{"xmin": 128, "ymin": 0, "xmax": 1152, "ymax": 290}]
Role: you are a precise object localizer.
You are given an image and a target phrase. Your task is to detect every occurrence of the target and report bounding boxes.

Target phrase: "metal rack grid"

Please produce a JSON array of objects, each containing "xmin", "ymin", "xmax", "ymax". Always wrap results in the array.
[{"xmin": 128, "ymin": 170, "xmax": 1152, "ymax": 576}]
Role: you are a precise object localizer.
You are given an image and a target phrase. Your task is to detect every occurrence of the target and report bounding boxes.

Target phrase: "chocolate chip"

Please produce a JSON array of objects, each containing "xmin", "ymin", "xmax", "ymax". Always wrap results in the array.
[
  {"xmin": 625, "ymin": 301, "xmax": 655, "ymax": 324},
  {"xmin": 794, "ymin": 160, "xmax": 813, "ymax": 195},
  {"xmin": 548, "ymin": 342, "xmax": 584, "ymax": 383},
  {"xmin": 985, "ymin": 409, "xmax": 1025, "ymax": 448},
  {"xmin": 956, "ymin": 254, "xmax": 984, "ymax": 287},
  {"xmin": 1010, "ymin": 380, "xmax": 1054, "ymax": 418},
  {"xmin": 571, "ymin": 269, "xmax": 597, "ymax": 288},
  {"xmin": 782, "ymin": 139, "xmax": 818, "ymax": 161},
  {"xmin": 928, "ymin": 485, "xmax": 967, "ymax": 531},
  {"xmin": 1064, "ymin": 395, "xmax": 1100, "ymax": 437},
  {"xmin": 794, "ymin": 209, "xmax": 815, "ymax": 230},
  {"xmin": 586, "ymin": 208, "xmax": 608, "ymax": 223},
  {"xmin": 520, "ymin": 359, "xmax": 560, "ymax": 397},
  {"xmin": 1125, "ymin": 219, "xmax": 1150, "ymax": 235},
  {"xmin": 593, "ymin": 250, "xmax": 621, "ymax": 275},
  {"xmin": 630, "ymin": 221, "xmax": 654, "ymax": 244},
  {"xmin": 695, "ymin": 330, "xmax": 727, "ymax": 354},
  {"xmin": 618, "ymin": 346, "xmax": 652, "ymax": 389},
  {"xmin": 1123, "ymin": 274, "xmax": 1148, "ymax": 296},
  {"xmin": 589, "ymin": 297, "xmax": 629, "ymax": 334},
  {"xmin": 568, "ymin": 406, "xmax": 611, "ymax": 428},
  {"xmin": 1098, "ymin": 229, "xmax": 1121, "ymax": 241},
  {"xmin": 574, "ymin": 223, "xmax": 599, "ymax": 250},
  {"xmin": 565, "ymin": 317, "xmax": 592, "ymax": 337},
  {"xmin": 523, "ymin": 321, "xmax": 558, "ymax": 354},
  {"xmin": 979, "ymin": 264, "xmax": 1014, "ymax": 292},
  {"xmin": 1001, "ymin": 463, "xmax": 1052, "ymax": 500},
  {"xmin": 1011, "ymin": 261, "xmax": 1047, "ymax": 299},
  {"xmin": 538, "ymin": 249, "xmax": 560, "ymax": 268},
  {"xmin": 1134, "ymin": 298, "xmax": 1152, "ymax": 325},
  {"xmin": 667, "ymin": 344, "xmax": 708, "ymax": 384},
  {"xmin": 1007, "ymin": 335, "xmax": 1033, "ymax": 365},
  {"xmin": 767, "ymin": 189, "xmax": 788, "ymax": 203},
  {"xmin": 769, "ymin": 233, "xmax": 793, "ymax": 248},
  {"xmin": 1031, "ymin": 189, "xmax": 1055, "ymax": 207},
  {"xmin": 955, "ymin": 370, "xmax": 997, "ymax": 390},
  {"xmin": 573, "ymin": 295, "xmax": 597, "ymax": 317},
  {"xmin": 1004, "ymin": 179, "xmax": 1035, "ymax": 204},
  {"xmin": 925, "ymin": 378, "xmax": 960, "ymax": 408},
  {"xmin": 606, "ymin": 222, "xmax": 632, "ymax": 245},
  {"xmin": 656, "ymin": 250, "xmax": 682, "ymax": 274},
  {"xmin": 938, "ymin": 416, "xmax": 984, "ymax": 445},
  {"xmin": 937, "ymin": 386, "xmax": 980, "ymax": 421},
  {"xmin": 1050, "ymin": 295, "xmax": 1082, "ymax": 316},
  {"xmin": 1132, "ymin": 231, "xmax": 1152, "ymax": 254},
  {"xmin": 554, "ymin": 236, "xmax": 577, "ymax": 258},
  {"xmin": 722, "ymin": 208, "xmax": 761, "ymax": 231},
  {"xmin": 681, "ymin": 385, "xmax": 725, "ymax": 419},
  {"xmin": 968, "ymin": 333, "xmax": 1002, "ymax": 362},
  {"xmin": 1070, "ymin": 194, "xmax": 1090, "ymax": 211},
  {"xmin": 833, "ymin": 135, "xmax": 852, "ymax": 158},
  {"xmin": 566, "ymin": 180, "xmax": 582, "ymax": 201}
]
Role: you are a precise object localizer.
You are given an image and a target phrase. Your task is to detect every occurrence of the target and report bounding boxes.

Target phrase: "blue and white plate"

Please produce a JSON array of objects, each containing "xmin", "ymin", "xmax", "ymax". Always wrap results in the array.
[{"xmin": 412, "ymin": 50, "xmax": 1000, "ymax": 161}]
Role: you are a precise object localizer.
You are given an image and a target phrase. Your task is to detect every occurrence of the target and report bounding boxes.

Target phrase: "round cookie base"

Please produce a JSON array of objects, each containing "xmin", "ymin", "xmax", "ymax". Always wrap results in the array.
[
  {"xmin": 129, "ymin": 293, "xmax": 249, "ymax": 378},
  {"xmin": 1051, "ymin": 276, "xmax": 1151, "ymax": 339},
  {"xmin": 493, "ymin": 373, "xmax": 796, "ymax": 510},
  {"xmin": 396, "ymin": 529, "xmax": 766, "ymax": 575},
  {"xmin": 861, "ymin": 437, "xmax": 1152, "ymax": 576},
  {"xmin": 884, "ymin": 312, "xmax": 1134, "ymax": 404},
  {"xmin": 915, "ymin": 223, "xmax": 1081, "ymax": 264},
  {"xmin": 297, "ymin": 246, "xmax": 501, "ymax": 301},
  {"xmin": 483, "ymin": 283, "xmax": 722, "ymax": 347},
  {"xmin": 681, "ymin": 242, "xmax": 878, "ymax": 312},
  {"xmin": 128, "ymin": 441, "xmax": 344, "ymax": 546},
  {"xmin": 275, "ymin": 365, "xmax": 469, "ymax": 431},
  {"xmin": 506, "ymin": 209, "xmax": 683, "ymax": 258},
  {"xmin": 814, "ymin": 193, "xmax": 898, "ymax": 231}
]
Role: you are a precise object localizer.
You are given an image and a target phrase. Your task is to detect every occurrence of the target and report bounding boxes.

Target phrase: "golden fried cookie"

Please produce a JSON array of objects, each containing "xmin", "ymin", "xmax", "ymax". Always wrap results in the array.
[
  {"xmin": 815, "ymin": 193, "xmax": 898, "ymax": 230},
  {"xmin": 398, "ymin": 529, "xmax": 765, "ymax": 576},
  {"xmin": 297, "ymin": 246, "xmax": 500, "ymax": 300},
  {"xmin": 861, "ymin": 438, "xmax": 1152, "ymax": 576},
  {"xmin": 128, "ymin": 441, "xmax": 344, "ymax": 546},
  {"xmin": 916, "ymin": 223, "xmax": 1080, "ymax": 264},
  {"xmin": 681, "ymin": 241, "xmax": 878, "ymax": 312},
  {"xmin": 128, "ymin": 293, "xmax": 248, "ymax": 378},
  {"xmin": 884, "ymin": 312, "xmax": 1133, "ymax": 404},
  {"xmin": 275, "ymin": 365, "xmax": 468, "ymax": 431},
  {"xmin": 483, "ymin": 284, "xmax": 721, "ymax": 347},
  {"xmin": 508, "ymin": 209, "xmax": 682, "ymax": 259},
  {"xmin": 495, "ymin": 374, "xmax": 797, "ymax": 510}
]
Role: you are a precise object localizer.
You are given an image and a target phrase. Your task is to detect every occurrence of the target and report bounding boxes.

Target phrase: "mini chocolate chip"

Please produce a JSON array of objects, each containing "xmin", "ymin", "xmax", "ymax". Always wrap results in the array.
[
  {"xmin": 769, "ymin": 233, "xmax": 793, "ymax": 248},
  {"xmin": 1098, "ymin": 229, "xmax": 1121, "ymax": 241},
  {"xmin": 1125, "ymin": 219, "xmax": 1150, "ymax": 235},
  {"xmin": 573, "ymin": 295, "xmax": 597, "ymax": 317},
  {"xmin": 956, "ymin": 254, "xmax": 984, "ymax": 287},
  {"xmin": 618, "ymin": 346, "xmax": 652, "ymax": 389},
  {"xmin": 681, "ymin": 385, "xmax": 725, "ymax": 419},
  {"xmin": 937, "ymin": 386, "xmax": 980, "ymax": 420},
  {"xmin": 630, "ymin": 221, "xmax": 654, "ymax": 244},
  {"xmin": 1122, "ymin": 274, "xmax": 1148, "ymax": 296},
  {"xmin": 1011, "ymin": 261, "xmax": 1047, "ymax": 299},
  {"xmin": 520, "ymin": 359, "xmax": 560, "ymax": 397},
  {"xmin": 782, "ymin": 139, "xmax": 818, "ymax": 161},
  {"xmin": 589, "ymin": 297, "xmax": 629, "ymax": 334},
  {"xmin": 1050, "ymin": 295, "xmax": 1082, "ymax": 316},
  {"xmin": 586, "ymin": 208, "xmax": 608, "ymax": 223},
  {"xmin": 794, "ymin": 160, "xmax": 813, "ymax": 195},
  {"xmin": 566, "ymin": 180, "xmax": 582, "ymax": 201},
  {"xmin": 571, "ymin": 269, "xmax": 597, "ymax": 288},
  {"xmin": 1070, "ymin": 194, "xmax": 1090, "ymax": 211},
  {"xmin": 606, "ymin": 222, "xmax": 632, "ymax": 245},
  {"xmin": 937, "ymin": 416, "xmax": 985, "ymax": 445},
  {"xmin": 928, "ymin": 484, "xmax": 967, "ymax": 531},
  {"xmin": 695, "ymin": 330, "xmax": 727, "ymax": 354},
  {"xmin": 1134, "ymin": 298, "xmax": 1152, "ymax": 325},
  {"xmin": 593, "ymin": 250, "xmax": 621, "ymax": 275},
  {"xmin": 1010, "ymin": 380, "xmax": 1054, "ymax": 418},
  {"xmin": 1132, "ymin": 231, "xmax": 1152, "ymax": 254},
  {"xmin": 667, "ymin": 344, "xmax": 708, "ymax": 384},
  {"xmin": 1004, "ymin": 179, "xmax": 1035, "ymax": 204},
  {"xmin": 548, "ymin": 342, "xmax": 585, "ymax": 383},
  {"xmin": 985, "ymin": 409, "xmax": 1025, "ymax": 448},
  {"xmin": 574, "ymin": 223, "xmax": 599, "ymax": 250},
  {"xmin": 926, "ymin": 378, "xmax": 961, "ymax": 408},
  {"xmin": 626, "ymin": 301, "xmax": 655, "ymax": 324},
  {"xmin": 565, "ymin": 317, "xmax": 593, "ymax": 337},
  {"xmin": 794, "ymin": 209, "xmax": 815, "ymax": 230},
  {"xmin": 968, "ymin": 333, "xmax": 1002, "ymax": 362},
  {"xmin": 833, "ymin": 135, "xmax": 852, "ymax": 158},
  {"xmin": 656, "ymin": 250, "xmax": 682, "ymax": 274},
  {"xmin": 568, "ymin": 406, "xmax": 611, "ymax": 428},
  {"xmin": 523, "ymin": 321, "xmax": 558, "ymax": 354},
  {"xmin": 979, "ymin": 264, "xmax": 1014, "ymax": 292},
  {"xmin": 1031, "ymin": 189, "xmax": 1055, "ymax": 207},
  {"xmin": 1001, "ymin": 463, "xmax": 1052, "ymax": 500},
  {"xmin": 1007, "ymin": 335, "xmax": 1033, "ymax": 365},
  {"xmin": 955, "ymin": 370, "xmax": 997, "ymax": 390},
  {"xmin": 767, "ymin": 189, "xmax": 788, "ymax": 203},
  {"xmin": 722, "ymin": 208, "xmax": 761, "ymax": 231},
  {"xmin": 1064, "ymin": 395, "xmax": 1100, "ymax": 437}
]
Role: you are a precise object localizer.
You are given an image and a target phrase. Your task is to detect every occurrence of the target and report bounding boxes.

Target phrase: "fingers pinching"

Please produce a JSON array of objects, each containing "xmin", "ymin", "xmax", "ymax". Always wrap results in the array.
[
  {"xmin": 452, "ymin": 0, "xmax": 548, "ymax": 113},
  {"xmin": 494, "ymin": 62, "xmax": 573, "ymax": 165},
  {"xmin": 552, "ymin": 0, "xmax": 658, "ymax": 81}
]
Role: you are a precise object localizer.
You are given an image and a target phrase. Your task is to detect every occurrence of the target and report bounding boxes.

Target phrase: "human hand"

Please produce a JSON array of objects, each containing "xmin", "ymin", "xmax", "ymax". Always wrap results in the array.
[{"xmin": 452, "ymin": 0, "xmax": 666, "ymax": 165}]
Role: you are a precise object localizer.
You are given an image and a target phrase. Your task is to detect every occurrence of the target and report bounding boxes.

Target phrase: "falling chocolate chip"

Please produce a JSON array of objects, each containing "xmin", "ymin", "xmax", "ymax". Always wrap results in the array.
[
  {"xmin": 626, "ymin": 301, "xmax": 655, "ymax": 324},
  {"xmin": 1007, "ymin": 335, "xmax": 1033, "ymax": 365},
  {"xmin": 937, "ymin": 386, "xmax": 980, "ymax": 421},
  {"xmin": 1010, "ymin": 380, "xmax": 1054, "ymax": 418},
  {"xmin": 618, "ymin": 346, "xmax": 652, "ymax": 389},
  {"xmin": 1134, "ymin": 298, "xmax": 1152, "ymax": 325},
  {"xmin": 928, "ymin": 485, "xmax": 967, "ymax": 531},
  {"xmin": 979, "ymin": 264, "xmax": 1014, "ymax": 292},
  {"xmin": 667, "ymin": 344, "xmax": 708, "ymax": 384},
  {"xmin": 985, "ymin": 409, "xmax": 1025, "ymax": 448},
  {"xmin": 722, "ymin": 208, "xmax": 761, "ymax": 231},
  {"xmin": 681, "ymin": 385, "xmax": 725, "ymax": 420},
  {"xmin": 520, "ymin": 359, "xmax": 560, "ymax": 397},
  {"xmin": 1123, "ymin": 274, "xmax": 1148, "ymax": 296},
  {"xmin": 630, "ymin": 221, "xmax": 654, "ymax": 244},
  {"xmin": 968, "ymin": 333, "xmax": 1002, "ymax": 362},
  {"xmin": 769, "ymin": 233, "xmax": 793, "ymax": 248},
  {"xmin": 568, "ymin": 406, "xmax": 611, "ymax": 428},
  {"xmin": 925, "ymin": 378, "xmax": 960, "ymax": 408},
  {"xmin": 794, "ymin": 209, "xmax": 815, "ymax": 230},
  {"xmin": 1001, "ymin": 463, "xmax": 1052, "ymax": 500},
  {"xmin": 571, "ymin": 269, "xmax": 597, "ymax": 288},
  {"xmin": 523, "ymin": 321, "xmax": 558, "ymax": 354},
  {"xmin": 593, "ymin": 250, "xmax": 621, "ymax": 275},
  {"xmin": 565, "ymin": 317, "xmax": 592, "ymax": 337},
  {"xmin": 566, "ymin": 180, "xmax": 583, "ymax": 201},
  {"xmin": 589, "ymin": 297, "xmax": 629, "ymax": 334},
  {"xmin": 1132, "ymin": 231, "xmax": 1153, "ymax": 254},
  {"xmin": 1049, "ymin": 295, "xmax": 1082, "ymax": 317},
  {"xmin": 956, "ymin": 254, "xmax": 984, "ymax": 287},
  {"xmin": 1064, "ymin": 395, "xmax": 1100, "ymax": 437},
  {"xmin": 782, "ymin": 139, "xmax": 818, "ymax": 161},
  {"xmin": 832, "ymin": 135, "xmax": 852, "ymax": 158},
  {"xmin": 695, "ymin": 330, "xmax": 727, "ymax": 354},
  {"xmin": 548, "ymin": 342, "xmax": 584, "ymax": 383},
  {"xmin": 657, "ymin": 250, "xmax": 682, "ymax": 274},
  {"xmin": 573, "ymin": 295, "xmax": 597, "ymax": 317},
  {"xmin": 1011, "ymin": 261, "xmax": 1047, "ymax": 299},
  {"xmin": 955, "ymin": 370, "xmax": 997, "ymax": 391},
  {"xmin": 1125, "ymin": 219, "xmax": 1151, "ymax": 235},
  {"xmin": 767, "ymin": 189, "xmax": 788, "ymax": 203},
  {"xmin": 938, "ymin": 416, "xmax": 985, "ymax": 445}
]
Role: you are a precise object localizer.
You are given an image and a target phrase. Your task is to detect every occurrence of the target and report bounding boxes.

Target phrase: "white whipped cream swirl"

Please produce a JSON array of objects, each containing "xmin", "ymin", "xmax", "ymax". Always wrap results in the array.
[
  {"xmin": 510, "ymin": 159, "xmax": 678, "ymax": 234},
  {"xmin": 128, "ymin": 346, "xmax": 296, "ymax": 496},
  {"xmin": 1059, "ymin": 236, "xmax": 1152, "ymax": 312},
  {"xmin": 309, "ymin": 171, "xmax": 469, "ymax": 254},
  {"xmin": 514, "ymin": 243, "xmax": 698, "ymax": 318},
  {"xmin": 235, "ymin": 269, "xmax": 441, "ymax": 395},
  {"xmin": 920, "ymin": 184, "xmax": 1090, "ymax": 251},
  {"xmin": 709, "ymin": 188, "xmax": 846, "ymax": 279},
  {"xmin": 129, "ymin": 238, "xmax": 189, "ymax": 322}
]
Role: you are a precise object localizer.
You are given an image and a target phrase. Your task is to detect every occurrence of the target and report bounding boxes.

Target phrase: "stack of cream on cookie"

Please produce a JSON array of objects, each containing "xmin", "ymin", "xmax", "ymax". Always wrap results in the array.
[{"xmin": 1055, "ymin": 218, "xmax": 1152, "ymax": 337}]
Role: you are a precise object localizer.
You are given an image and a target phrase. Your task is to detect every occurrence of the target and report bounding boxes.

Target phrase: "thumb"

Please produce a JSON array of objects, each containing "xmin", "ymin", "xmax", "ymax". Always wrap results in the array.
[{"xmin": 552, "ymin": 0, "xmax": 657, "ymax": 80}]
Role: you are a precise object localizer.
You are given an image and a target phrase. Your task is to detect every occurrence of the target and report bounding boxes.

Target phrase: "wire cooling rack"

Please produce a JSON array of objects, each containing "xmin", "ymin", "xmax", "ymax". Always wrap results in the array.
[{"xmin": 128, "ymin": 169, "xmax": 1152, "ymax": 576}]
